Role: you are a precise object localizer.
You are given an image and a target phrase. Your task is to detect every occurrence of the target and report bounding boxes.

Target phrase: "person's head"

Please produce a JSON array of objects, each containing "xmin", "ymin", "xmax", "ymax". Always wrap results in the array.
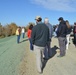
[
  {"xmin": 74, "ymin": 22, "xmax": 76, "ymax": 26},
  {"xmin": 58, "ymin": 17, "xmax": 64, "ymax": 22},
  {"xmin": 66, "ymin": 20, "xmax": 71, "ymax": 28},
  {"xmin": 29, "ymin": 24, "xmax": 33, "ymax": 30},
  {"xmin": 44, "ymin": 18, "xmax": 49, "ymax": 24},
  {"xmin": 35, "ymin": 16, "xmax": 42, "ymax": 23}
]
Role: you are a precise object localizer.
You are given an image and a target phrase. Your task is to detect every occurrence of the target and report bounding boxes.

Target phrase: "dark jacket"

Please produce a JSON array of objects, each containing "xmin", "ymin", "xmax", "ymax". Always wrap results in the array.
[
  {"xmin": 31, "ymin": 22, "xmax": 49, "ymax": 47},
  {"xmin": 67, "ymin": 27, "xmax": 72, "ymax": 34},
  {"xmin": 56, "ymin": 21, "xmax": 67, "ymax": 37},
  {"xmin": 73, "ymin": 26, "xmax": 76, "ymax": 34}
]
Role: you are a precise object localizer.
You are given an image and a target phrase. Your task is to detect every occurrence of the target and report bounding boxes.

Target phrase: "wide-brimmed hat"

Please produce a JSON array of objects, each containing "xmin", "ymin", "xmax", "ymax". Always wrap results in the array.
[{"xmin": 35, "ymin": 16, "xmax": 42, "ymax": 20}]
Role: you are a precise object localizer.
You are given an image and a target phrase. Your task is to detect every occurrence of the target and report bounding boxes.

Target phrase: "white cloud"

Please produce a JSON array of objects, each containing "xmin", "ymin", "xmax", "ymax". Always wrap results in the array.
[{"xmin": 30, "ymin": 0, "xmax": 76, "ymax": 12}]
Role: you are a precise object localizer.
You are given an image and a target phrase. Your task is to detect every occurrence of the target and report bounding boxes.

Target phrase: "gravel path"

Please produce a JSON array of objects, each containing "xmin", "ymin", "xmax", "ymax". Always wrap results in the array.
[{"xmin": 18, "ymin": 37, "xmax": 76, "ymax": 75}]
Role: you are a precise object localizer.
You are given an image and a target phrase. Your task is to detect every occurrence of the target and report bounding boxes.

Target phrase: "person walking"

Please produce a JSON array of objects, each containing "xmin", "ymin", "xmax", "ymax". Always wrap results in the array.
[
  {"xmin": 31, "ymin": 16, "xmax": 49, "ymax": 74},
  {"xmin": 44, "ymin": 18, "xmax": 53, "ymax": 59},
  {"xmin": 22, "ymin": 27, "xmax": 25, "ymax": 38},
  {"xmin": 27, "ymin": 24, "xmax": 33, "ymax": 50},
  {"xmin": 73, "ymin": 22, "xmax": 76, "ymax": 47},
  {"xmin": 16, "ymin": 27, "xmax": 21, "ymax": 43},
  {"xmin": 56, "ymin": 17, "xmax": 67, "ymax": 57},
  {"xmin": 66, "ymin": 20, "xmax": 72, "ymax": 50}
]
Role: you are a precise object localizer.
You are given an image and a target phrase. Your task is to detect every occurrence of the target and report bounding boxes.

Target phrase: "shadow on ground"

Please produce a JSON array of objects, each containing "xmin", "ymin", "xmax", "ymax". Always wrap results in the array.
[
  {"xmin": 50, "ymin": 45, "xmax": 59, "ymax": 58},
  {"xmin": 42, "ymin": 45, "xmax": 59, "ymax": 72},
  {"xmin": 20, "ymin": 39, "xmax": 28, "ymax": 43}
]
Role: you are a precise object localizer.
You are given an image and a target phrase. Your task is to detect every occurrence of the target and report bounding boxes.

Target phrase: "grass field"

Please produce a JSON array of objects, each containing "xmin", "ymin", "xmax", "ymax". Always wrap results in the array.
[{"xmin": 0, "ymin": 35, "xmax": 27, "ymax": 75}]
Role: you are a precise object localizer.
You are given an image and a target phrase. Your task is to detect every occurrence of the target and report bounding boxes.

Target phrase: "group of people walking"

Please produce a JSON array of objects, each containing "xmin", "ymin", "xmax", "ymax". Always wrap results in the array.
[
  {"xmin": 16, "ymin": 27, "xmax": 25, "ymax": 43},
  {"xmin": 27, "ymin": 16, "xmax": 76, "ymax": 74},
  {"xmin": 16, "ymin": 16, "xmax": 76, "ymax": 74}
]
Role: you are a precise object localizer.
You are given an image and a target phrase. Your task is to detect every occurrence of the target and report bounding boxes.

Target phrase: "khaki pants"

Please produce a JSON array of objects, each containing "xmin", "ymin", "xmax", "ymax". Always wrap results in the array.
[{"xmin": 34, "ymin": 45, "xmax": 45, "ymax": 72}]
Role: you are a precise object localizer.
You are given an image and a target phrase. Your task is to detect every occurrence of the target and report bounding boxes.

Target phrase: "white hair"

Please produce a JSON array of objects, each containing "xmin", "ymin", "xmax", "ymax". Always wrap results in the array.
[{"xmin": 44, "ymin": 18, "xmax": 49, "ymax": 23}]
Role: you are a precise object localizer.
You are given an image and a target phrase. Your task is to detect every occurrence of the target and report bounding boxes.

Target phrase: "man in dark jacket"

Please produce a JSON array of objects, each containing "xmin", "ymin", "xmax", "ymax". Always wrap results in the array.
[
  {"xmin": 56, "ymin": 17, "xmax": 67, "ymax": 57},
  {"xmin": 31, "ymin": 16, "xmax": 49, "ymax": 73}
]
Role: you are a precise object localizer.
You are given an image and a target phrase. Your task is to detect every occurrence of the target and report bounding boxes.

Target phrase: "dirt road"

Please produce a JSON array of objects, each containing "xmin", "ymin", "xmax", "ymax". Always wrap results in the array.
[
  {"xmin": 18, "ymin": 37, "xmax": 76, "ymax": 75},
  {"xmin": 0, "ymin": 36, "xmax": 76, "ymax": 75}
]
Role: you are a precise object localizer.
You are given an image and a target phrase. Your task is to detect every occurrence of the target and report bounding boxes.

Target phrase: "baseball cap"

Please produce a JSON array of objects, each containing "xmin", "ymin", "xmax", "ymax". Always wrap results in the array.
[
  {"xmin": 35, "ymin": 16, "xmax": 42, "ymax": 20},
  {"xmin": 58, "ymin": 17, "xmax": 63, "ymax": 21}
]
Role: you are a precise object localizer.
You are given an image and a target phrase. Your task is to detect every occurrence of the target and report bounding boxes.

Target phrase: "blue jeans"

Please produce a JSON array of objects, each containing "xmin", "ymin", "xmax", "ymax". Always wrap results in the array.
[
  {"xmin": 44, "ymin": 41, "xmax": 51, "ymax": 59},
  {"xmin": 29, "ymin": 38, "xmax": 33, "ymax": 50},
  {"xmin": 17, "ymin": 35, "xmax": 20, "ymax": 43},
  {"xmin": 22, "ymin": 33, "xmax": 25, "ymax": 38}
]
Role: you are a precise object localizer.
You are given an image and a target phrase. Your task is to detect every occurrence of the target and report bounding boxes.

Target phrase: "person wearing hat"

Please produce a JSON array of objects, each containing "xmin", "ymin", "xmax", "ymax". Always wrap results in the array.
[
  {"xmin": 31, "ymin": 16, "xmax": 49, "ymax": 73},
  {"xmin": 56, "ymin": 17, "xmax": 67, "ymax": 57}
]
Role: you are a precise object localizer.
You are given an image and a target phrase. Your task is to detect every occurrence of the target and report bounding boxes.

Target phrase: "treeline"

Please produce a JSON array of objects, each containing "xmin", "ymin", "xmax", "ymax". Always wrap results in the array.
[
  {"xmin": 0, "ymin": 23, "xmax": 17, "ymax": 38},
  {"xmin": 0, "ymin": 22, "xmax": 35, "ymax": 38},
  {"xmin": 0, "ymin": 22, "xmax": 74, "ymax": 38}
]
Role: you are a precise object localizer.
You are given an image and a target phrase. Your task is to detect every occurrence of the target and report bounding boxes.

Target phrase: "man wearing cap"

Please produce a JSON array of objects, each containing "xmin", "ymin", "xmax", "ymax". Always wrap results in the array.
[
  {"xmin": 56, "ymin": 17, "xmax": 67, "ymax": 57},
  {"xmin": 31, "ymin": 16, "xmax": 49, "ymax": 73}
]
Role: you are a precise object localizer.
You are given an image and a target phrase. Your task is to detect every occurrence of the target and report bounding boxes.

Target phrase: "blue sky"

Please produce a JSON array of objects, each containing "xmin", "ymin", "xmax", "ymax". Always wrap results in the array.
[{"xmin": 0, "ymin": 0, "xmax": 76, "ymax": 26}]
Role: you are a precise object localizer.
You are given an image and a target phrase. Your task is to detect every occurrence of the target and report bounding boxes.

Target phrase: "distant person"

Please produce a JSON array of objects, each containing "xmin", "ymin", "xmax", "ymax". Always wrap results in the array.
[
  {"xmin": 53, "ymin": 26, "xmax": 56, "ymax": 37},
  {"xmin": 66, "ymin": 20, "xmax": 72, "ymax": 50},
  {"xmin": 22, "ymin": 27, "xmax": 25, "ymax": 38},
  {"xmin": 44, "ymin": 18, "xmax": 53, "ymax": 59},
  {"xmin": 27, "ymin": 24, "xmax": 33, "ymax": 50},
  {"xmin": 73, "ymin": 22, "xmax": 76, "ymax": 47},
  {"xmin": 31, "ymin": 16, "xmax": 49, "ymax": 74},
  {"xmin": 56, "ymin": 17, "xmax": 67, "ymax": 57},
  {"xmin": 54, "ymin": 25, "xmax": 59, "ymax": 37},
  {"xmin": 16, "ymin": 27, "xmax": 21, "ymax": 43}
]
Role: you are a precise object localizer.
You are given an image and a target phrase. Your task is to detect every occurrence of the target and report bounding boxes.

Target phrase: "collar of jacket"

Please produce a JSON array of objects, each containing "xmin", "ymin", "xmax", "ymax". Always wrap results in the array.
[{"xmin": 37, "ymin": 22, "xmax": 42, "ymax": 24}]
